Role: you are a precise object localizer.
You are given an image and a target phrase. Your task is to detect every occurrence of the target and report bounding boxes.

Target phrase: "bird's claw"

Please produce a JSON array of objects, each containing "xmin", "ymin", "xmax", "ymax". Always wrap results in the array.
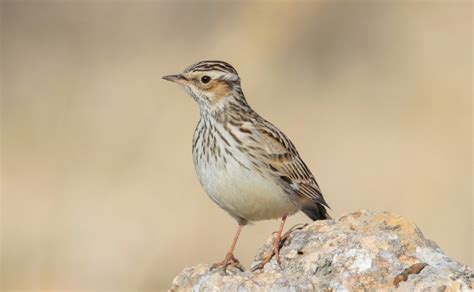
[
  {"xmin": 252, "ymin": 223, "xmax": 308, "ymax": 272},
  {"xmin": 210, "ymin": 253, "xmax": 244, "ymax": 274},
  {"xmin": 251, "ymin": 244, "xmax": 279, "ymax": 272}
]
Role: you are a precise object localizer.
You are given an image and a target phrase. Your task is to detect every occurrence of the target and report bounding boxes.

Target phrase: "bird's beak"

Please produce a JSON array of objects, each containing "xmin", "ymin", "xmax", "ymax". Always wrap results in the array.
[{"xmin": 162, "ymin": 74, "xmax": 188, "ymax": 85}]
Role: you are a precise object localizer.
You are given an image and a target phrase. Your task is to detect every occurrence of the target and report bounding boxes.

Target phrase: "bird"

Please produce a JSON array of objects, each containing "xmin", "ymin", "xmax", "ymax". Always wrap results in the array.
[{"xmin": 163, "ymin": 60, "xmax": 330, "ymax": 272}]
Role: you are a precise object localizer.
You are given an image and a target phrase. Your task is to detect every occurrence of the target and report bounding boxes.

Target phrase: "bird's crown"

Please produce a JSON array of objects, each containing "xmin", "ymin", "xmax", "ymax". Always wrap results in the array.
[{"xmin": 184, "ymin": 60, "xmax": 239, "ymax": 76}]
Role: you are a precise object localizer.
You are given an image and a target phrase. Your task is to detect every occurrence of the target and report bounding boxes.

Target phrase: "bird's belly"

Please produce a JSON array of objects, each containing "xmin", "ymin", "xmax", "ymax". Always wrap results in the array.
[{"xmin": 195, "ymin": 159, "xmax": 299, "ymax": 222}]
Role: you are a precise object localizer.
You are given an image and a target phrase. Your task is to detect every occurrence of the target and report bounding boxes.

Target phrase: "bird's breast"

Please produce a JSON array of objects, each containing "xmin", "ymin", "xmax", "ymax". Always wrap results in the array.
[{"xmin": 192, "ymin": 123, "xmax": 299, "ymax": 222}]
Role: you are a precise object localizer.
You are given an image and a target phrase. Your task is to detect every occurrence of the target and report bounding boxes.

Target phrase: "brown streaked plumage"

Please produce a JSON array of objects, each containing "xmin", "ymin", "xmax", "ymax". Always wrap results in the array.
[{"xmin": 163, "ymin": 60, "xmax": 330, "ymax": 272}]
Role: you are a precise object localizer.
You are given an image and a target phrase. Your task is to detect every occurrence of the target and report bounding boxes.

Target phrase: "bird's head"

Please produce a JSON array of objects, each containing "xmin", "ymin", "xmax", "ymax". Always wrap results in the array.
[{"xmin": 163, "ymin": 60, "xmax": 245, "ymax": 113}]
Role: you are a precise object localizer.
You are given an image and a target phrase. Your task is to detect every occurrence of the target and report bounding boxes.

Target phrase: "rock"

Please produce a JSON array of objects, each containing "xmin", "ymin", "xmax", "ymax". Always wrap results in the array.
[{"xmin": 169, "ymin": 210, "xmax": 473, "ymax": 291}]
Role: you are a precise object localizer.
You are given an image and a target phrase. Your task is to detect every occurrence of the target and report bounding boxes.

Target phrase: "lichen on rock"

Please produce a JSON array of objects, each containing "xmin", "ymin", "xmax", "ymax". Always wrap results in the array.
[{"xmin": 169, "ymin": 210, "xmax": 473, "ymax": 291}]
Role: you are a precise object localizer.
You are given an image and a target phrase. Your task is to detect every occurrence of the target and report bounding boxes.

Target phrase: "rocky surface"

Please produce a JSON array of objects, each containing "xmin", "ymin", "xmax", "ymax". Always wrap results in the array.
[{"xmin": 170, "ymin": 210, "xmax": 473, "ymax": 291}]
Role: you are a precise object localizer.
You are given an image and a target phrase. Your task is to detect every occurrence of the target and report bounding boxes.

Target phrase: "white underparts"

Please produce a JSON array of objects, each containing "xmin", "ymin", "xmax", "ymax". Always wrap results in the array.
[{"xmin": 193, "ymin": 119, "xmax": 299, "ymax": 222}]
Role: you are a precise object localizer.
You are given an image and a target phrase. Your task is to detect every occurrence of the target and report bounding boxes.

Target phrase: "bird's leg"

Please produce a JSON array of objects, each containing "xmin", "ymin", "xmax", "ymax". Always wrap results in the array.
[
  {"xmin": 253, "ymin": 216, "xmax": 288, "ymax": 271},
  {"xmin": 211, "ymin": 224, "xmax": 244, "ymax": 272}
]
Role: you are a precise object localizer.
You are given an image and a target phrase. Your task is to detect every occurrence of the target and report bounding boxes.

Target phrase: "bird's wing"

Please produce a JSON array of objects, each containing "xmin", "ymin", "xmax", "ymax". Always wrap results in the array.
[{"xmin": 252, "ymin": 119, "xmax": 330, "ymax": 209}]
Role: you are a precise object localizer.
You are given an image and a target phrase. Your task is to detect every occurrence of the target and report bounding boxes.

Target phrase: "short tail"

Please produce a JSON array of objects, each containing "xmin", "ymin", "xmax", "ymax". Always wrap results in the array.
[{"xmin": 302, "ymin": 203, "xmax": 332, "ymax": 221}]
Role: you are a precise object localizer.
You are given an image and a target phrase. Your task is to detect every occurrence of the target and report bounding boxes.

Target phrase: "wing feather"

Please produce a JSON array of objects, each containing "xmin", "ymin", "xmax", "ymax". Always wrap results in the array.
[{"xmin": 252, "ymin": 119, "xmax": 330, "ymax": 209}]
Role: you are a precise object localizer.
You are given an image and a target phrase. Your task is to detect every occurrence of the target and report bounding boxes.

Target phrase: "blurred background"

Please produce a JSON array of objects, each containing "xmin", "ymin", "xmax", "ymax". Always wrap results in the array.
[{"xmin": 1, "ymin": 0, "xmax": 472, "ymax": 290}]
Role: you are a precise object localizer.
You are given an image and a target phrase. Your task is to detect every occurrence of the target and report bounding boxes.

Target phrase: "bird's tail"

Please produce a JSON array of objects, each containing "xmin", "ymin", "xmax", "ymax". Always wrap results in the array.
[{"xmin": 302, "ymin": 203, "xmax": 332, "ymax": 221}]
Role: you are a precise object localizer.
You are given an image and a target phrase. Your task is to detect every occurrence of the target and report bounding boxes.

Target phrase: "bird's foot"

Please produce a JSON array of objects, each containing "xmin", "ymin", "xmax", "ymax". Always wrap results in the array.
[
  {"xmin": 252, "ymin": 236, "xmax": 281, "ymax": 271},
  {"xmin": 281, "ymin": 223, "xmax": 308, "ymax": 240},
  {"xmin": 210, "ymin": 252, "xmax": 244, "ymax": 273},
  {"xmin": 252, "ymin": 223, "xmax": 307, "ymax": 272}
]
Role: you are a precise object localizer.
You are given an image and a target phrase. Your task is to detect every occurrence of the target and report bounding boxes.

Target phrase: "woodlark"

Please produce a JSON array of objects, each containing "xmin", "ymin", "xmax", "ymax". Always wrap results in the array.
[{"xmin": 163, "ymin": 60, "xmax": 330, "ymax": 271}]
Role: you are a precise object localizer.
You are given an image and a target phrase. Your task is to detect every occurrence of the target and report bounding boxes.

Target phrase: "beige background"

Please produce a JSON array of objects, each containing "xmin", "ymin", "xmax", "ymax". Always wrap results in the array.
[{"xmin": 1, "ymin": 0, "xmax": 472, "ymax": 290}]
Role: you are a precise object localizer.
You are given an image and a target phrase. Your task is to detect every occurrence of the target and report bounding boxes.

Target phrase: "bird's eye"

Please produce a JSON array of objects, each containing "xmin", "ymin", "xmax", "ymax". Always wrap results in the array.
[{"xmin": 201, "ymin": 76, "xmax": 211, "ymax": 84}]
